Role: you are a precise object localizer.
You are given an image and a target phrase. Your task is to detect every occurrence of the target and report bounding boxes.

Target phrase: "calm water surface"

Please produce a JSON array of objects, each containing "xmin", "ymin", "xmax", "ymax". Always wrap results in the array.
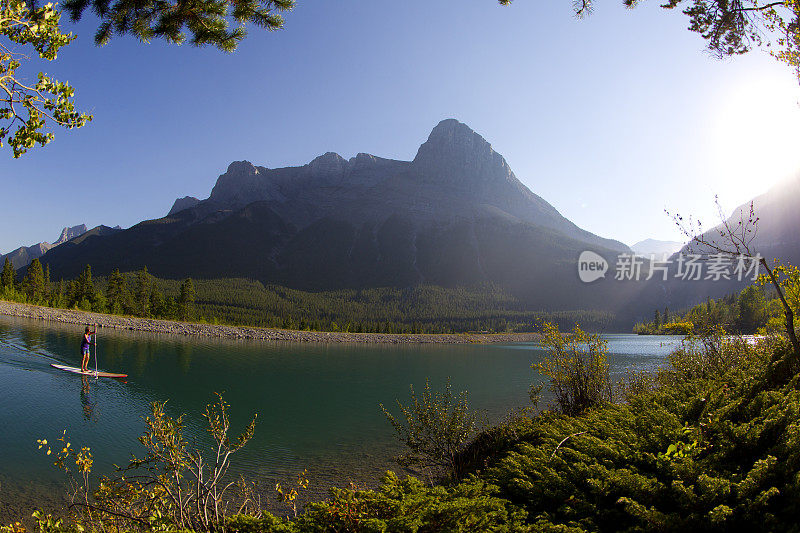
[{"xmin": 0, "ymin": 316, "xmax": 682, "ymax": 518}]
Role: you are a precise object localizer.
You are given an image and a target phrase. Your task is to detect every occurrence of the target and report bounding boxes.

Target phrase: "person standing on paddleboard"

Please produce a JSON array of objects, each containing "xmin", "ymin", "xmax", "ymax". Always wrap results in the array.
[{"xmin": 80, "ymin": 325, "xmax": 96, "ymax": 372}]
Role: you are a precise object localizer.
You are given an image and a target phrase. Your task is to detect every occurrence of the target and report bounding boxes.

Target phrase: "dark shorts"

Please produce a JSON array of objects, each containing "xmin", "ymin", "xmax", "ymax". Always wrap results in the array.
[{"xmin": 82, "ymin": 346, "xmax": 90, "ymax": 356}]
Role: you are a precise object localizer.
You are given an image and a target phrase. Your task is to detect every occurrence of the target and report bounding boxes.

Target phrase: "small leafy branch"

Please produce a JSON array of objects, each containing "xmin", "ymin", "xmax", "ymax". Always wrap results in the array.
[
  {"xmin": 381, "ymin": 377, "xmax": 481, "ymax": 482},
  {"xmin": 1, "ymin": 0, "xmax": 92, "ymax": 157},
  {"xmin": 275, "ymin": 469, "xmax": 309, "ymax": 518},
  {"xmin": 659, "ymin": 425, "xmax": 701, "ymax": 460},
  {"xmin": 37, "ymin": 393, "xmax": 257, "ymax": 532},
  {"xmin": 1, "ymin": 510, "xmax": 70, "ymax": 533},
  {"xmin": 37, "ymin": 430, "xmax": 94, "ymax": 514}
]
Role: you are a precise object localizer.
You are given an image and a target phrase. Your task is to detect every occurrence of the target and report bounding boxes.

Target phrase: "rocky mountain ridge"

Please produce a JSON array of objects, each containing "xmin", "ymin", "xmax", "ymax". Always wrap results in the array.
[
  {"xmin": 1, "ymin": 224, "xmax": 88, "ymax": 269},
  {"xmin": 41, "ymin": 119, "xmax": 636, "ymax": 312},
  {"xmin": 1, "ymin": 224, "xmax": 123, "ymax": 270},
  {"xmin": 172, "ymin": 119, "xmax": 627, "ymax": 253}
]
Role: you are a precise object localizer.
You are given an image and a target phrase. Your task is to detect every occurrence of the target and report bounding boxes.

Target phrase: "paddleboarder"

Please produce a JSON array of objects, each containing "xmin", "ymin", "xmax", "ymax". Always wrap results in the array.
[
  {"xmin": 52, "ymin": 324, "xmax": 126, "ymax": 378},
  {"xmin": 80, "ymin": 325, "xmax": 96, "ymax": 373}
]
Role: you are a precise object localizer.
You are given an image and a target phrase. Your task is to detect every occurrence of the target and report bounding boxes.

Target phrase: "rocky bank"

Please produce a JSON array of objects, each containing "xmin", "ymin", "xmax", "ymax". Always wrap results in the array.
[{"xmin": 0, "ymin": 300, "xmax": 539, "ymax": 344}]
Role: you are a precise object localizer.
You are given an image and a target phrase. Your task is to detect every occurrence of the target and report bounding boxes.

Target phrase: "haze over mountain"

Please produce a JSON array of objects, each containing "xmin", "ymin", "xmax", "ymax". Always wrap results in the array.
[
  {"xmin": 38, "ymin": 120, "xmax": 640, "ymax": 312},
  {"xmin": 631, "ymin": 239, "xmax": 684, "ymax": 258},
  {"xmin": 630, "ymin": 174, "xmax": 800, "ymax": 317}
]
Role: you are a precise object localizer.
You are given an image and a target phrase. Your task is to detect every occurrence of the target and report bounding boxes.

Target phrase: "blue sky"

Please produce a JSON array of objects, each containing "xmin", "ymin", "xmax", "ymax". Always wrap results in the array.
[{"xmin": 2, "ymin": 0, "xmax": 800, "ymax": 253}]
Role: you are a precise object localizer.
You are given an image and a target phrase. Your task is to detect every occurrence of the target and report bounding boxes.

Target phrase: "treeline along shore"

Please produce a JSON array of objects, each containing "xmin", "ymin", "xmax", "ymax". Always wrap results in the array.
[
  {"xmin": 0, "ymin": 259, "xmax": 614, "ymax": 338},
  {"xmin": 0, "ymin": 300, "xmax": 541, "ymax": 344}
]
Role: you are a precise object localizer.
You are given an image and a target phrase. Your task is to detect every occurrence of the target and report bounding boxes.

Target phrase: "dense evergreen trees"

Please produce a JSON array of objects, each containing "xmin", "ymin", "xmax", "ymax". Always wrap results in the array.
[
  {"xmin": 178, "ymin": 278, "xmax": 195, "ymax": 321},
  {"xmin": 635, "ymin": 284, "xmax": 773, "ymax": 335},
  {"xmin": 22, "ymin": 258, "xmax": 46, "ymax": 303},
  {"xmin": 0, "ymin": 264, "xmax": 193, "ymax": 322},
  {"xmin": 0, "ymin": 263, "xmax": 616, "ymax": 332},
  {"xmin": 72, "ymin": 264, "xmax": 99, "ymax": 309},
  {"xmin": 135, "ymin": 267, "xmax": 152, "ymax": 317},
  {"xmin": 1, "ymin": 258, "xmax": 15, "ymax": 289},
  {"xmin": 180, "ymin": 279, "xmax": 611, "ymax": 333},
  {"xmin": 106, "ymin": 269, "xmax": 130, "ymax": 314}
]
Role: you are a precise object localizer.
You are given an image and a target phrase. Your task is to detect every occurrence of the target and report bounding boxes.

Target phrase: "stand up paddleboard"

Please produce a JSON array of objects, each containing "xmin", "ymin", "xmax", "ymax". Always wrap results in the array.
[
  {"xmin": 51, "ymin": 324, "xmax": 128, "ymax": 379},
  {"xmin": 51, "ymin": 364, "xmax": 128, "ymax": 379}
]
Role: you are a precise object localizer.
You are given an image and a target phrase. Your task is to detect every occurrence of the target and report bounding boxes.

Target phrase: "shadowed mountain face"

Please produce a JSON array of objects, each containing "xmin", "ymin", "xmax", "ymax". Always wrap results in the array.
[
  {"xmin": 42, "ymin": 119, "xmax": 637, "ymax": 312},
  {"xmin": 200, "ymin": 120, "xmax": 627, "ymax": 251},
  {"xmin": 168, "ymin": 196, "xmax": 200, "ymax": 216}
]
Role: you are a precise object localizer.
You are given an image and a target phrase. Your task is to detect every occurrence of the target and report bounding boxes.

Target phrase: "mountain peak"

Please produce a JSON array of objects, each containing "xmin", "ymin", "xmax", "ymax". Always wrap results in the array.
[
  {"xmin": 227, "ymin": 160, "xmax": 259, "ymax": 174},
  {"xmin": 425, "ymin": 119, "xmax": 486, "ymax": 146},
  {"xmin": 209, "ymin": 161, "xmax": 266, "ymax": 207},
  {"xmin": 412, "ymin": 119, "xmax": 509, "ymax": 187},
  {"xmin": 417, "ymin": 119, "xmax": 493, "ymax": 159},
  {"xmin": 168, "ymin": 196, "xmax": 201, "ymax": 216},
  {"xmin": 54, "ymin": 224, "xmax": 88, "ymax": 246},
  {"xmin": 310, "ymin": 152, "xmax": 347, "ymax": 179},
  {"xmin": 1, "ymin": 224, "xmax": 88, "ymax": 269}
]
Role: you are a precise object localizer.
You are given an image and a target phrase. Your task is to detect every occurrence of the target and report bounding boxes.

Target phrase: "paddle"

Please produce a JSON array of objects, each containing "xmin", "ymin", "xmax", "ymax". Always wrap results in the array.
[{"xmin": 93, "ymin": 323, "xmax": 98, "ymax": 379}]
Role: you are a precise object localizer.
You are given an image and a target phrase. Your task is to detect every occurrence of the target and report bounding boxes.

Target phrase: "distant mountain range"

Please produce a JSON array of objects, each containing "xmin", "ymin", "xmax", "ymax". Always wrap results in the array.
[
  {"xmin": 3, "ymin": 118, "xmax": 797, "ymax": 327},
  {"xmin": 1, "ymin": 224, "xmax": 122, "ymax": 269},
  {"xmin": 2, "ymin": 224, "xmax": 89, "ymax": 268},
  {"xmin": 2, "ymin": 224, "xmax": 87, "ymax": 269},
  {"xmin": 8, "ymin": 122, "xmax": 800, "ymax": 325},
  {"xmin": 39, "ymin": 119, "xmax": 640, "ymax": 313},
  {"xmin": 631, "ymin": 239, "xmax": 684, "ymax": 258}
]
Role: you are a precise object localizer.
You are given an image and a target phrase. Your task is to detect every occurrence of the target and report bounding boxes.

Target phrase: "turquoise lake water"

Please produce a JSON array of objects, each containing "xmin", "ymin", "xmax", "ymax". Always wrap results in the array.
[{"xmin": 0, "ymin": 316, "xmax": 683, "ymax": 519}]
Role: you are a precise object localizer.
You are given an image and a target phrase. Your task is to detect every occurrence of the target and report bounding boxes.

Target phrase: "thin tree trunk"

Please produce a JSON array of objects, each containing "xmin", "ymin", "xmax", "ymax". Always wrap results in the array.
[{"xmin": 760, "ymin": 258, "xmax": 800, "ymax": 359}]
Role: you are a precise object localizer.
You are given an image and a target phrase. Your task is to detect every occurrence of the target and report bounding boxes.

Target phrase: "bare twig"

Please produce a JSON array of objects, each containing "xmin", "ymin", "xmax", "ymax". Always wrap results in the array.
[
  {"xmin": 551, "ymin": 431, "xmax": 587, "ymax": 460},
  {"xmin": 669, "ymin": 197, "xmax": 800, "ymax": 358}
]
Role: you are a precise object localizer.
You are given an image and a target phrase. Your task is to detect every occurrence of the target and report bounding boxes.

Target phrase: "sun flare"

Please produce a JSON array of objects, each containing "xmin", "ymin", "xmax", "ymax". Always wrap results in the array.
[{"xmin": 709, "ymin": 76, "xmax": 800, "ymax": 200}]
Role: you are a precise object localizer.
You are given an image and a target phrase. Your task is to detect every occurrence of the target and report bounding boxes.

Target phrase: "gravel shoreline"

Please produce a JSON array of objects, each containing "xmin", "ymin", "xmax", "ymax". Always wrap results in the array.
[{"xmin": 0, "ymin": 300, "xmax": 539, "ymax": 344}]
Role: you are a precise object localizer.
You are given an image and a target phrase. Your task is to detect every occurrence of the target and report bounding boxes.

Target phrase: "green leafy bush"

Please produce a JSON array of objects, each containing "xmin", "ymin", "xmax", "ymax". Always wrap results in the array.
[
  {"xmin": 480, "ymin": 336, "xmax": 800, "ymax": 531},
  {"xmin": 297, "ymin": 472, "xmax": 526, "ymax": 533},
  {"xmin": 535, "ymin": 322, "xmax": 612, "ymax": 415},
  {"xmin": 381, "ymin": 378, "xmax": 481, "ymax": 481}
]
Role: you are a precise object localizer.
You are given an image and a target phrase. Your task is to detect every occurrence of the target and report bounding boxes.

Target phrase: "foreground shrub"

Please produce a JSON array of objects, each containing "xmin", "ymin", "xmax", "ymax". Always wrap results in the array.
[
  {"xmin": 296, "ymin": 472, "xmax": 527, "ymax": 532},
  {"xmin": 225, "ymin": 473, "xmax": 527, "ymax": 533},
  {"xmin": 535, "ymin": 322, "xmax": 612, "ymax": 415},
  {"xmin": 481, "ymin": 336, "xmax": 800, "ymax": 532},
  {"xmin": 666, "ymin": 325, "xmax": 770, "ymax": 382},
  {"xmin": 96, "ymin": 394, "xmax": 258, "ymax": 531},
  {"xmin": 31, "ymin": 394, "xmax": 258, "ymax": 533},
  {"xmin": 381, "ymin": 378, "xmax": 481, "ymax": 482}
]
